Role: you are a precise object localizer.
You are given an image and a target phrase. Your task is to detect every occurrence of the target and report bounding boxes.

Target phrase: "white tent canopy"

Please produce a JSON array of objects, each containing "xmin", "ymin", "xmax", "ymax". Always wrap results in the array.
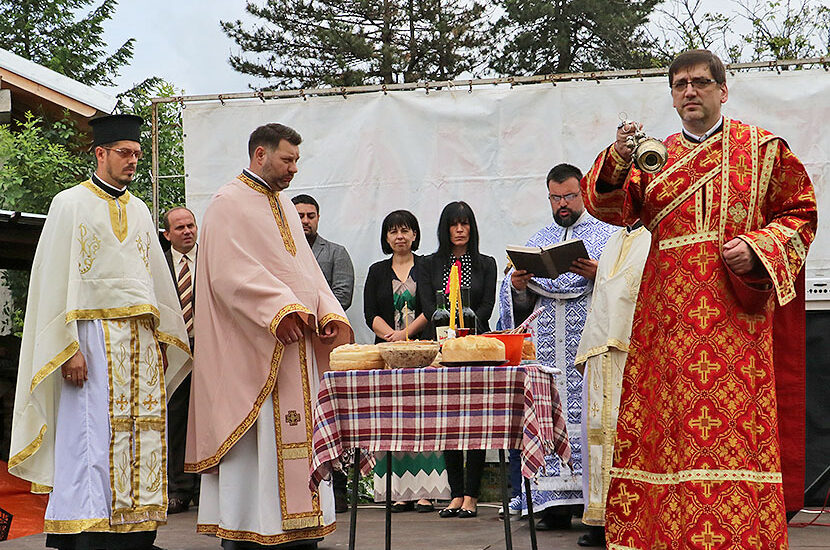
[{"xmin": 182, "ymin": 69, "xmax": 830, "ymax": 342}]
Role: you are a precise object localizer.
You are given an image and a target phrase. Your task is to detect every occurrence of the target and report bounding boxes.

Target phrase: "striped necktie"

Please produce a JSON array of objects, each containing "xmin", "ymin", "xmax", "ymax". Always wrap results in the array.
[{"xmin": 177, "ymin": 256, "xmax": 193, "ymax": 337}]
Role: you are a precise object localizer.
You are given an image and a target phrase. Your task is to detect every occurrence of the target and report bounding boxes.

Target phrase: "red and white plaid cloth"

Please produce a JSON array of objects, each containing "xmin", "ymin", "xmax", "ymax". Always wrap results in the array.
[{"xmin": 309, "ymin": 365, "xmax": 569, "ymax": 492}]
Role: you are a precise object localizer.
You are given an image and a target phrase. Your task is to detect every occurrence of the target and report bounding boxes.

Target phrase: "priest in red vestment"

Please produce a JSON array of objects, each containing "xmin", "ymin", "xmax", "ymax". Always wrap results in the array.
[{"xmin": 581, "ymin": 49, "xmax": 817, "ymax": 549}]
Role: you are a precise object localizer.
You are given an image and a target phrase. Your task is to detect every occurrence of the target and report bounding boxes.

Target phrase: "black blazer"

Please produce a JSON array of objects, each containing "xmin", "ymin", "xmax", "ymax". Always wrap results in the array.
[
  {"xmin": 363, "ymin": 255, "xmax": 424, "ymax": 343},
  {"xmin": 418, "ymin": 252, "xmax": 497, "ymax": 338}
]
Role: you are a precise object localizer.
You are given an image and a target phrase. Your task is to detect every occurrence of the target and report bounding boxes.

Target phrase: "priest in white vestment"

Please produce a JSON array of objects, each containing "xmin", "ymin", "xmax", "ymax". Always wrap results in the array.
[
  {"xmin": 574, "ymin": 222, "xmax": 649, "ymax": 547},
  {"xmin": 185, "ymin": 123, "xmax": 352, "ymax": 550},
  {"xmin": 9, "ymin": 114, "xmax": 191, "ymax": 550}
]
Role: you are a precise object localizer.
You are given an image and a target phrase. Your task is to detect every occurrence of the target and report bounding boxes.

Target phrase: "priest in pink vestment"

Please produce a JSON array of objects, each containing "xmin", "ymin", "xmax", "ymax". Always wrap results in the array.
[{"xmin": 185, "ymin": 123, "xmax": 352, "ymax": 549}]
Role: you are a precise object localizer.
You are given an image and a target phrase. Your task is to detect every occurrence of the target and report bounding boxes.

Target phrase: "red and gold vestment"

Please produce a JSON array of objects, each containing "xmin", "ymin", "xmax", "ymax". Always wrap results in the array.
[{"xmin": 581, "ymin": 117, "xmax": 816, "ymax": 550}]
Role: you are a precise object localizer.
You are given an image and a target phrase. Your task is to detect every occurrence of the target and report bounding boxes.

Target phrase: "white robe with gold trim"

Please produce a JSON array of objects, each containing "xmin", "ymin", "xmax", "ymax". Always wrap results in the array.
[
  {"xmin": 575, "ymin": 225, "xmax": 649, "ymax": 526},
  {"xmin": 9, "ymin": 180, "xmax": 190, "ymax": 534}
]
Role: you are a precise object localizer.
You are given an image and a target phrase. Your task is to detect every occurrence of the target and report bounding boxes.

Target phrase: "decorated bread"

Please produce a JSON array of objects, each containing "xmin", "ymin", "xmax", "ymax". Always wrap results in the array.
[
  {"xmin": 442, "ymin": 335, "xmax": 506, "ymax": 363},
  {"xmin": 329, "ymin": 343, "xmax": 385, "ymax": 371}
]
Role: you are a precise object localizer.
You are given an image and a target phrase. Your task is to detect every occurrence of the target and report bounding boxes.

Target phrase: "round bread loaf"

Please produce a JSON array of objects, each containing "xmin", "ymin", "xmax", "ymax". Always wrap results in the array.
[
  {"xmin": 442, "ymin": 335, "xmax": 505, "ymax": 363},
  {"xmin": 329, "ymin": 343, "xmax": 385, "ymax": 371}
]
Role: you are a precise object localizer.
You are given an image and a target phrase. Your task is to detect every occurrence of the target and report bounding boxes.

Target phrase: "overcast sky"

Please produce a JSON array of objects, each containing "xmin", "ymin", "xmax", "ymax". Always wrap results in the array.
[
  {"xmin": 97, "ymin": 0, "xmax": 781, "ymax": 99},
  {"xmin": 102, "ymin": 1, "xmax": 258, "ymax": 96}
]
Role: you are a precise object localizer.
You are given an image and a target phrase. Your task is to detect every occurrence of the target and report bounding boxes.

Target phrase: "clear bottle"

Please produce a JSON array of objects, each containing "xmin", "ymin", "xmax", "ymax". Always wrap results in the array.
[
  {"xmin": 432, "ymin": 290, "xmax": 451, "ymax": 344},
  {"xmin": 460, "ymin": 286, "xmax": 477, "ymax": 335}
]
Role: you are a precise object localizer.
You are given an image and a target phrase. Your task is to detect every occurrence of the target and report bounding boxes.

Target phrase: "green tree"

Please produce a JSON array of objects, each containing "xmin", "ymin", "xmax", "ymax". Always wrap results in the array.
[
  {"xmin": 0, "ymin": 113, "xmax": 91, "ymax": 335},
  {"xmin": 0, "ymin": 0, "xmax": 133, "ymax": 86},
  {"xmin": 737, "ymin": 0, "xmax": 830, "ymax": 60},
  {"xmin": 0, "ymin": 113, "xmax": 90, "ymax": 213},
  {"xmin": 490, "ymin": 0, "xmax": 664, "ymax": 76},
  {"xmin": 221, "ymin": 0, "xmax": 491, "ymax": 89},
  {"xmin": 116, "ymin": 78, "xmax": 186, "ymax": 215}
]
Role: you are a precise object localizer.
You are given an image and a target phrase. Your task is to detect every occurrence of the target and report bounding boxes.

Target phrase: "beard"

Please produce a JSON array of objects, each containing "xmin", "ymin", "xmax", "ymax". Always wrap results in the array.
[{"xmin": 553, "ymin": 207, "xmax": 579, "ymax": 227}]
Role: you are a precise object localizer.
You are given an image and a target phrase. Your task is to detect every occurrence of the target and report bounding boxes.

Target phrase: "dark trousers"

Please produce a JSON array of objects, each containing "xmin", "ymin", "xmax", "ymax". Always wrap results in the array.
[
  {"xmin": 46, "ymin": 531, "xmax": 156, "ymax": 550},
  {"xmin": 508, "ymin": 448, "xmax": 522, "ymax": 498},
  {"xmin": 444, "ymin": 449, "xmax": 485, "ymax": 499},
  {"xmin": 167, "ymin": 373, "xmax": 200, "ymax": 501}
]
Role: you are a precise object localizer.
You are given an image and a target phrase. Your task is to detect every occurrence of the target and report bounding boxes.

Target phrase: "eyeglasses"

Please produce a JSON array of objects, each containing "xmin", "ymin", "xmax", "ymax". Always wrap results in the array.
[
  {"xmin": 549, "ymin": 192, "xmax": 579, "ymax": 203},
  {"xmin": 671, "ymin": 78, "xmax": 718, "ymax": 92},
  {"xmin": 102, "ymin": 147, "xmax": 143, "ymax": 160}
]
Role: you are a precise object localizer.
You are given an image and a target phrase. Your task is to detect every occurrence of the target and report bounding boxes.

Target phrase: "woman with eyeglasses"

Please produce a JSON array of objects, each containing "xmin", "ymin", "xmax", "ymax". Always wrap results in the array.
[{"xmin": 419, "ymin": 201, "xmax": 497, "ymax": 518}]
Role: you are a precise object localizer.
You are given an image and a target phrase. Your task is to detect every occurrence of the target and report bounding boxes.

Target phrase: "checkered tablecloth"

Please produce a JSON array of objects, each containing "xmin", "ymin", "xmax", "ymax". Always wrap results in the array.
[{"xmin": 309, "ymin": 364, "xmax": 569, "ymax": 492}]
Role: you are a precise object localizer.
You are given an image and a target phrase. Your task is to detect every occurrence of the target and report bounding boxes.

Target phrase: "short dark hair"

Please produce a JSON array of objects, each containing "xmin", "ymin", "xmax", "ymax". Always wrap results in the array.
[
  {"xmin": 546, "ymin": 163, "xmax": 583, "ymax": 185},
  {"xmin": 291, "ymin": 194, "xmax": 319, "ymax": 214},
  {"xmin": 248, "ymin": 123, "xmax": 302, "ymax": 159},
  {"xmin": 162, "ymin": 206, "xmax": 195, "ymax": 231},
  {"xmin": 669, "ymin": 49, "xmax": 726, "ymax": 86},
  {"xmin": 380, "ymin": 210, "xmax": 421, "ymax": 254},
  {"xmin": 436, "ymin": 201, "xmax": 480, "ymax": 262}
]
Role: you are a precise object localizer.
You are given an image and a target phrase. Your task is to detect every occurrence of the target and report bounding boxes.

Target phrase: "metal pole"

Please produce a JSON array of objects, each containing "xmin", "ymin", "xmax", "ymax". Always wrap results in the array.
[
  {"xmin": 499, "ymin": 449, "xmax": 514, "ymax": 550},
  {"xmin": 348, "ymin": 450, "xmax": 360, "ymax": 550},
  {"xmin": 151, "ymin": 101, "xmax": 160, "ymax": 228}
]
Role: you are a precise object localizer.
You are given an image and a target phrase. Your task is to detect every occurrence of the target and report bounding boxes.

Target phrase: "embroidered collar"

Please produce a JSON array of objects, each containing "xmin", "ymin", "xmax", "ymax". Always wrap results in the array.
[{"xmin": 241, "ymin": 168, "xmax": 273, "ymax": 192}]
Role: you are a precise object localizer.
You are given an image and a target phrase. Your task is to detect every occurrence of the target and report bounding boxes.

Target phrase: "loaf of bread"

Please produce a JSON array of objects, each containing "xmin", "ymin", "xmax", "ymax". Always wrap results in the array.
[
  {"xmin": 329, "ymin": 344, "xmax": 385, "ymax": 371},
  {"xmin": 442, "ymin": 335, "xmax": 505, "ymax": 363}
]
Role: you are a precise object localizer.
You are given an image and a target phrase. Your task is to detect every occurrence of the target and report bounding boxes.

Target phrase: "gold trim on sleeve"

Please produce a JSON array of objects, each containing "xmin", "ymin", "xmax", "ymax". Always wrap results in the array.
[
  {"xmin": 319, "ymin": 313, "xmax": 350, "ymax": 331},
  {"xmin": 30, "ymin": 341, "xmax": 80, "ymax": 393},
  {"xmin": 156, "ymin": 332, "xmax": 192, "ymax": 357},
  {"xmin": 66, "ymin": 304, "xmax": 160, "ymax": 323},
  {"xmin": 7, "ymin": 424, "xmax": 48, "ymax": 469},
  {"xmin": 31, "ymin": 482, "xmax": 52, "ymax": 494}
]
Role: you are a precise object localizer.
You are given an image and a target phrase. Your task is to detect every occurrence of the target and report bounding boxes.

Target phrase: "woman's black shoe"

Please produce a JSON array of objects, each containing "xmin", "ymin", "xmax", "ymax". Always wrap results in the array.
[
  {"xmin": 390, "ymin": 501, "xmax": 414, "ymax": 513},
  {"xmin": 438, "ymin": 507, "xmax": 461, "ymax": 518},
  {"xmin": 415, "ymin": 502, "xmax": 435, "ymax": 513},
  {"xmin": 458, "ymin": 508, "xmax": 478, "ymax": 518}
]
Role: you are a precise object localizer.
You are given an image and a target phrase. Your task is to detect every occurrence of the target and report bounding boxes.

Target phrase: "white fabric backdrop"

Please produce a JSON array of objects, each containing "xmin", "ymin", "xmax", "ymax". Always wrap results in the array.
[{"xmin": 183, "ymin": 70, "xmax": 829, "ymax": 343}]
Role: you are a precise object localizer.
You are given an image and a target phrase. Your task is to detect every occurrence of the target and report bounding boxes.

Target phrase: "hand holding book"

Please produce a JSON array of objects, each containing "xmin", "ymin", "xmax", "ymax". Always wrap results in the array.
[{"xmin": 506, "ymin": 238, "xmax": 591, "ymax": 280}]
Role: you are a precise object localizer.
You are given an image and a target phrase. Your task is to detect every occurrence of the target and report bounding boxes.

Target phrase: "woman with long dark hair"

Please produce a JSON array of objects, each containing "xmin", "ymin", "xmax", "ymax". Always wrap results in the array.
[
  {"xmin": 364, "ymin": 210, "xmax": 450, "ymax": 512},
  {"xmin": 419, "ymin": 201, "xmax": 497, "ymax": 518}
]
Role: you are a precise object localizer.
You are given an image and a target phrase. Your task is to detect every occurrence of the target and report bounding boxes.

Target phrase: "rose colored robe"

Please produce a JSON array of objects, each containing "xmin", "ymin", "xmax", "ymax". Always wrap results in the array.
[{"xmin": 185, "ymin": 173, "xmax": 351, "ymax": 542}]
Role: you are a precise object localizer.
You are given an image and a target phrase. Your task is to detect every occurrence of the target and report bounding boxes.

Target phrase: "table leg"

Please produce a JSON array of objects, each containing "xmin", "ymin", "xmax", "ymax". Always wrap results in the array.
[
  {"xmin": 348, "ymin": 450, "xmax": 360, "ymax": 550},
  {"xmin": 525, "ymin": 478, "xmax": 537, "ymax": 550},
  {"xmin": 498, "ymin": 450, "xmax": 513, "ymax": 550},
  {"xmin": 385, "ymin": 450, "xmax": 392, "ymax": 550}
]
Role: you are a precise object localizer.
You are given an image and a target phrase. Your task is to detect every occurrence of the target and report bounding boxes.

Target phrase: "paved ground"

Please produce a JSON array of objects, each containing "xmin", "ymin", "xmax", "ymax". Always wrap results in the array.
[{"xmin": 4, "ymin": 505, "xmax": 829, "ymax": 549}]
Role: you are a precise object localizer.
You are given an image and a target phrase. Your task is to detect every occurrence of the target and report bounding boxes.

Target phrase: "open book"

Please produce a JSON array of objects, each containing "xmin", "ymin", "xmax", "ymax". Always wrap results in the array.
[{"xmin": 506, "ymin": 238, "xmax": 589, "ymax": 279}]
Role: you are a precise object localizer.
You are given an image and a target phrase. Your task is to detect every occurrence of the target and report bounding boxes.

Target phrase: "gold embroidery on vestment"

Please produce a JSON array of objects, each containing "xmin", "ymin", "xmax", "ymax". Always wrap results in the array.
[
  {"xmin": 238, "ymin": 173, "xmax": 297, "ymax": 256},
  {"xmin": 77, "ymin": 223, "xmax": 101, "ymax": 274}
]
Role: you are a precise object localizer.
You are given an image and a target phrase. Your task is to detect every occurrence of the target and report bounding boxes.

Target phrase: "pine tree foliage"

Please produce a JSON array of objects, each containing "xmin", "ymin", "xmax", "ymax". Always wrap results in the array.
[
  {"xmin": 490, "ymin": 0, "xmax": 664, "ymax": 75},
  {"xmin": 0, "ymin": 0, "xmax": 133, "ymax": 86},
  {"xmin": 221, "ymin": 0, "xmax": 491, "ymax": 89}
]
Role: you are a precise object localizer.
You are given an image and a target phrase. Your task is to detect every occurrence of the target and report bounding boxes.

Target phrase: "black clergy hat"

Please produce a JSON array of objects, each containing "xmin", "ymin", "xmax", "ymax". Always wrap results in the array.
[{"xmin": 89, "ymin": 114, "xmax": 143, "ymax": 147}]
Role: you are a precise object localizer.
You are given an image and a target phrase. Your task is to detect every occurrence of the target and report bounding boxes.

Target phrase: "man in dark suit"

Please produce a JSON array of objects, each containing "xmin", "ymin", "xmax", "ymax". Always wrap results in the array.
[{"xmin": 163, "ymin": 206, "xmax": 199, "ymax": 514}]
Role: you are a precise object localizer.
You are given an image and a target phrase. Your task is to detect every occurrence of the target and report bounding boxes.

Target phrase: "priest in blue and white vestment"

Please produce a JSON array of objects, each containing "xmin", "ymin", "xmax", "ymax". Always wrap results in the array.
[{"xmin": 498, "ymin": 164, "xmax": 614, "ymax": 526}]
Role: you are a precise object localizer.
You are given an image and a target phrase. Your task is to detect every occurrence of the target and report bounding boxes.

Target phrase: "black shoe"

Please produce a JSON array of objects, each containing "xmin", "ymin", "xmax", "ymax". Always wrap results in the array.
[
  {"xmin": 167, "ymin": 497, "xmax": 189, "ymax": 514},
  {"xmin": 535, "ymin": 511, "xmax": 572, "ymax": 530},
  {"xmin": 458, "ymin": 508, "xmax": 478, "ymax": 518},
  {"xmin": 415, "ymin": 502, "xmax": 435, "ymax": 513},
  {"xmin": 438, "ymin": 507, "xmax": 461, "ymax": 518},
  {"xmin": 391, "ymin": 501, "xmax": 414, "ymax": 513},
  {"xmin": 334, "ymin": 492, "xmax": 349, "ymax": 513},
  {"xmin": 577, "ymin": 526, "xmax": 606, "ymax": 547}
]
